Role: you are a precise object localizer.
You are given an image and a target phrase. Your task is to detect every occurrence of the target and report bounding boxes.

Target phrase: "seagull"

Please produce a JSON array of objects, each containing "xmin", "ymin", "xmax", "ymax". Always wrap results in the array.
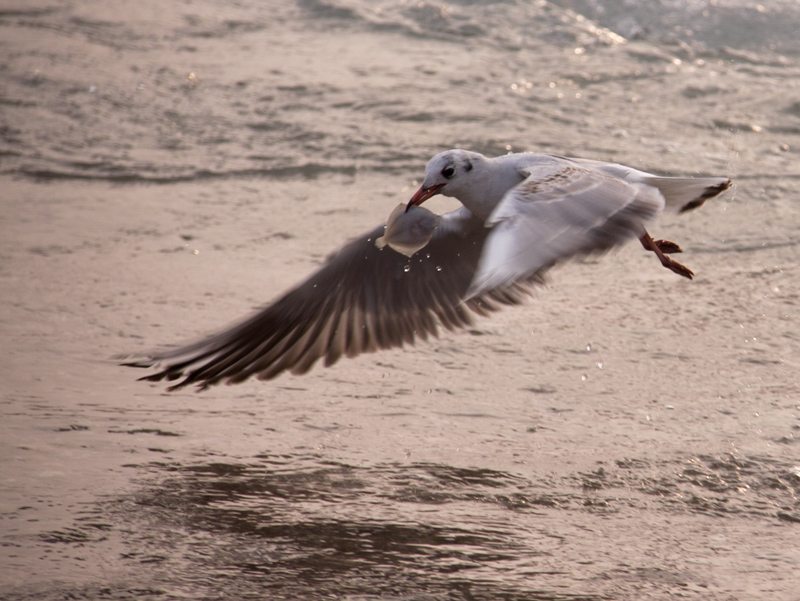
[{"xmin": 125, "ymin": 149, "xmax": 731, "ymax": 390}]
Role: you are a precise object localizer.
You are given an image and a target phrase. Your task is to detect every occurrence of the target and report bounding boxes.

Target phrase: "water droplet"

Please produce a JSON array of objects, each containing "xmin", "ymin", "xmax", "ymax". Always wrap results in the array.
[
  {"xmin": 581, "ymin": 374, "xmax": 588, "ymax": 381},
  {"xmin": 403, "ymin": 264, "xmax": 411, "ymax": 273},
  {"xmin": 435, "ymin": 266, "xmax": 442, "ymax": 272},
  {"xmin": 586, "ymin": 343, "xmax": 592, "ymax": 352},
  {"xmin": 595, "ymin": 362, "xmax": 603, "ymax": 369}
]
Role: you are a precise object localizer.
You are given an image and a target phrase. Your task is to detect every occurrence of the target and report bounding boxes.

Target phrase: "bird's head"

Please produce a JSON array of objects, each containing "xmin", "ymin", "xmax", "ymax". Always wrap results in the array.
[{"xmin": 407, "ymin": 150, "xmax": 484, "ymax": 210}]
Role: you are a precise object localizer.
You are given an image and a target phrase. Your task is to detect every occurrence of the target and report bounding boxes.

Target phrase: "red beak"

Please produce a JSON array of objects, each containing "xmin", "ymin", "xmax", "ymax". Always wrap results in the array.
[{"xmin": 406, "ymin": 183, "xmax": 445, "ymax": 211}]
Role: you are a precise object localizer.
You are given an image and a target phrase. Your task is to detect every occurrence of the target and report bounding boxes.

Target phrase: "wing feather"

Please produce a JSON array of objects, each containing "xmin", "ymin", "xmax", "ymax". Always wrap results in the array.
[
  {"xmin": 125, "ymin": 206, "xmax": 544, "ymax": 389},
  {"xmin": 467, "ymin": 161, "xmax": 665, "ymax": 298}
]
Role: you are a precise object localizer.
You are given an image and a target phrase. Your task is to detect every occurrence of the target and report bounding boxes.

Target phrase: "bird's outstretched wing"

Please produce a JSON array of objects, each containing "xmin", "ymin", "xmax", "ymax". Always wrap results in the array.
[
  {"xmin": 467, "ymin": 159, "xmax": 665, "ymax": 298},
  {"xmin": 124, "ymin": 207, "xmax": 542, "ymax": 390}
]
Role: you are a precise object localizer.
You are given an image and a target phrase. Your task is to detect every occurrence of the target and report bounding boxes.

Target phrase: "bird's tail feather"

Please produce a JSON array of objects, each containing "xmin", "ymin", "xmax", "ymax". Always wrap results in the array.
[{"xmin": 644, "ymin": 176, "xmax": 731, "ymax": 213}]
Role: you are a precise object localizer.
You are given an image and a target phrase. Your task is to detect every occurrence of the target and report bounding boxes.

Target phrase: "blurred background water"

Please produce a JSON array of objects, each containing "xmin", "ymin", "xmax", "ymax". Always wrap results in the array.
[
  {"xmin": 3, "ymin": 0, "xmax": 800, "ymax": 184},
  {"xmin": 2, "ymin": 1, "xmax": 800, "ymax": 599}
]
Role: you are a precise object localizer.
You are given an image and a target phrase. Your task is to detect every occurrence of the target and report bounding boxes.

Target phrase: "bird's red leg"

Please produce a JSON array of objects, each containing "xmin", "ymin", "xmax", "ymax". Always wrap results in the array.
[{"xmin": 639, "ymin": 230, "xmax": 694, "ymax": 279}]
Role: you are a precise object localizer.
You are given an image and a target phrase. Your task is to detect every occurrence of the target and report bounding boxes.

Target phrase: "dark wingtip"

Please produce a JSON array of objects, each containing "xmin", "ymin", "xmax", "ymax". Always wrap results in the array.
[
  {"xmin": 133, "ymin": 372, "xmax": 197, "ymax": 392},
  {"xmin": 679, "ymin": 179, "xmax": 732, "ymax": 213},
  {"xmin": 136, "ymin": 371, "xmax": 168, "ymax": 383},
  {"xmin": 122, "ymin": 359, "xmax": 156, "ymax": 369}
]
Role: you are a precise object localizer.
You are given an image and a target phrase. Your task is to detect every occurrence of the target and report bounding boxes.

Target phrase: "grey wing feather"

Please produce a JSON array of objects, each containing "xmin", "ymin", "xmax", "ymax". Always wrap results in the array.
[
  {"xmin": 570, "ymin": 157, "xmax": 731, "ymax": 213},
  {"xmin": 124, "ymin": 207, "xmax": 543, "ymax": 390},
  {"xmin": 467, "ymin": 161, "xmax": 664, "ymax": 298}
]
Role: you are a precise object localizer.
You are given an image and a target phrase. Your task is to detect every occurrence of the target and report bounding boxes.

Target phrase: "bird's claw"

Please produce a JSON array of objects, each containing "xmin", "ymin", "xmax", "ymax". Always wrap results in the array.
[
  {"xmin": 663, "ymin": 257, "xmax": 694, "ymax": 279},
  {"xmin": 653, "ymin": 239, "xmax": 683, "ymax": 254}
]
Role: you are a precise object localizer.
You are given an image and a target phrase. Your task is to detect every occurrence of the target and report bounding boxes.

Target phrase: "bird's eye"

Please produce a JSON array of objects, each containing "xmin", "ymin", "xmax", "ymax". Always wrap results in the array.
[{"xmin": 441, "ymin": 165, "xmax": 455, "ymax": 179}]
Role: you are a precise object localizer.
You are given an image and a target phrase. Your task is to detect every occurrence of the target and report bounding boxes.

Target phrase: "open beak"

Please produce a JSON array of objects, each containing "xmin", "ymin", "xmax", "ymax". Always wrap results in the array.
[{"xmin": 406, "ymin": 183, "xmax": 445, "ymax": 211}]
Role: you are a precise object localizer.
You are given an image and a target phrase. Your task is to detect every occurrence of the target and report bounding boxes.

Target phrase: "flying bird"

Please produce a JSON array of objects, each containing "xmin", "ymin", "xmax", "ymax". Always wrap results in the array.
[{"xmin": 125, "ymin": 150, "xmax": 731, "ymax": 389}]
